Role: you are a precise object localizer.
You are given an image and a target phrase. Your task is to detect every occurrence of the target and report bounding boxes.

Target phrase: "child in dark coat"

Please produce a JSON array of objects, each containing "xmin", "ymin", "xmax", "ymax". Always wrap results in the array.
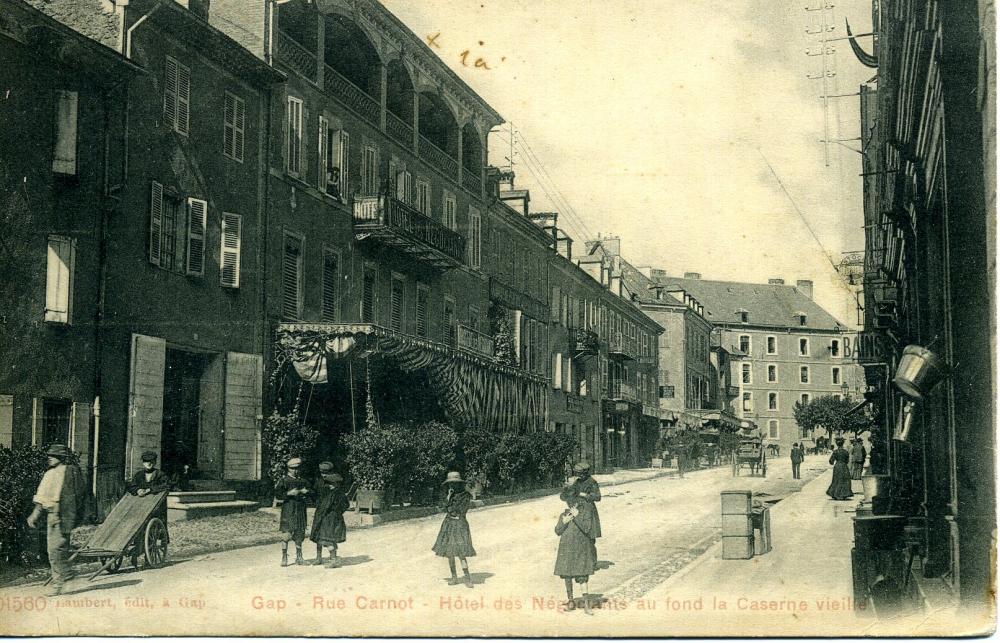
[
  {"xmin": 310, "ymin": 464, "xmax": 349, "ymax": 568},
  {"xmin": 554, "ymin": 477, "xmax": 597, "ymax": 614},
  {"xmin": 274, "ymin": 457, "xmax": 311, "ymax": 566},
  {"xmin": 432, "ymin": 471, "xmax": 476, "ymax": 588}
]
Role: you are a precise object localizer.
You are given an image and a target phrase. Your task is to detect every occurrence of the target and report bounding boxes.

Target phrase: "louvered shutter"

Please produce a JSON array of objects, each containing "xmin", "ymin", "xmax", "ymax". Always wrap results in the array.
[
  {"xmin": 223, "ymin": 352, "xmax": 263, "ymax": 480},
  {"xmin": 234, "ymin": 96, "xmax": 245, "ymax": 161},
  {"xmin": 176, "ymin": 61, "xmax": 190, "ymax": 135},
  {"xmin": 149, "ymin": 181, "xmax": 163, "ymax": 265},
  {"xmin": 282, "ymin": 235, "xmax": 302, "ymax": 320},
  {"xmin": 185, "ymin": 198, "xmax": 207, "ymax": 276},
  {"xmin": 45, "ymin": 236, "xmax": 74, "ymax": 324},
  {"xmin": 0, "ymin": 395, "xmax": 12, "ymax": 448},
  {"xmin": 52, "ymin": 90, "xmax": 78, "ymax": 174},
  {"xmin": 125, "ymin": 334, "xmax": 166, "ymax": 477},
  {"xmin": 300, "ymin": 104, "xmax": 309, "ymax": 180},
  {"xmin": 164, "ymin": 57, "xmax": 178, "ymax": 129},
  {"xmin": 70, "ymin": 401, "xmax": 92, "ymax": 472},
  {"xmin": 318, "ymin": 115, "xmax": 328, "ymax": 192},
  {"xmin": 220, "ymin": 213, "xmax": 242, "ymax": 288},
  {"xmin": 340, "ymin": 131, "xmax": 350, "ymax": 200},
  {"xmin": 224, "ymin": 93, "xmax": 235, "ymax": 157},
  {"xmin": 390, "ymin": 277, "xmax": 403, "ymax": 331},
  {"xmin": 361, "ymin": 266, "xmax": 376, "ymax": 323},
  {"xmin": 416, "ymin": 287, "xmax": 428, "ymax": 336},
  {"xmin": 321, "ymin": 250, "xmax": 338, "ymax": 322},
  {"xmin": 395, "ymin": 170, "xmax": 407, "ymax": 201}
]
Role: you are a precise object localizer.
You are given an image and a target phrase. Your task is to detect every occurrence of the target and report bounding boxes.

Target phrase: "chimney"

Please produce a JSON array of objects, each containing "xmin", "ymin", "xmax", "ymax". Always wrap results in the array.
[
  {"xmin": 603, "ymin": 236, "xmax": 621, "ymax": 257},
  {"xmin": 684, "ymin": 272, "xmax": 702, "ymax": 280},
  {"xmin": 176, "ymin": 0, "xmax": 211, "ymax": 20},
  {"xmin": 768, "ymin": 278, "xmax": 785, "ymax": 285},
  {"xmin": 796, "ymin": 280, "xmax": 814, "ymax": 300},
  {"xmin": 637, "ymin": 266, "xmax": 652, "ymax": 278}
]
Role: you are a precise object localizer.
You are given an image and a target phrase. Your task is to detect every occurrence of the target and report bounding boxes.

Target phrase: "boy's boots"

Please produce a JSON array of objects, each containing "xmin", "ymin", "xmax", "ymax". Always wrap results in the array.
[
  {"xmin": 281, "ymin": 548, "xmax": 289, "ymax": 567},
  {"xmin": 313, "ymin": 545, "xmax": 324, "ymax": 566},
  {"xmin": 295, "ymin": 545, "xmax": 306, "ymax": 565}
]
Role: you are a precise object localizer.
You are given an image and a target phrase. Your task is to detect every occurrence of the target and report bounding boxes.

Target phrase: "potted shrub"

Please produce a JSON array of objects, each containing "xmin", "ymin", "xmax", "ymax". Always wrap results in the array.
[{"xmin": 343, "ymin": 421, "xmax": 408, "ymax": 513}]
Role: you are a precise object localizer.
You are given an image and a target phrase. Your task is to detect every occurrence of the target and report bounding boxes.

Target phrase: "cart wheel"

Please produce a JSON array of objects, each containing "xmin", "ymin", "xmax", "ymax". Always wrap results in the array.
[
  {"xmin": 143, "ymin": 518, "xmax": 168, "ymax": 568},
  {"xmin": 99, "ymin": 555, "xmax": 124, "ymax": 573}
]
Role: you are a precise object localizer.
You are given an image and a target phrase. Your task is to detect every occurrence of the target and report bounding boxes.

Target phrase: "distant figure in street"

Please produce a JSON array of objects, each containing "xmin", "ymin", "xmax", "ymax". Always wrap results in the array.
[
  {"xmin": 432, "ymin": 471, "xmax": 477, "ymax": 588},
  {"xmin": 26, "ymin": 444, "xmax": 86, "ymax": 596},
  {"xmin": 826, "ymin": 438, "xmax": 854, "ymax": 500},
  {"xmin": 790, "ymin": 443, "xmax": 803, "ymax": 479},
  {"xmin": 275, "ymin": 457, "xmax": 310, "ymax": 566},
  {"xmin": 554, "ymin": 477, "xmax": 597, "ymax": 614},
  {"xmin": 569, "ymin": 462, "xmax": 602, "ymax": 561},
  {"xmin": 310, "ymin": 463, "xmax": 349, "ymax": 568},
  {"xmin": 851, "ymin": 438, "xmax": 867, "ymax": 480}
]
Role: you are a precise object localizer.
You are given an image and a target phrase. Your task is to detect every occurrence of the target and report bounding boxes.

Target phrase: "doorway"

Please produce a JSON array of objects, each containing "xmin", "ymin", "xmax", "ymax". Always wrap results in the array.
[{"xmin": 161, "ymin": 348, "xmax": 224, "ymax": 479}]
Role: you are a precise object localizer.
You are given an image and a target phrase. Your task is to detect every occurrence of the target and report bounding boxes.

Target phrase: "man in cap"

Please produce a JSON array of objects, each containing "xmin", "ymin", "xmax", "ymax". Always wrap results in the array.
[
  {"xmin": 569, "ymin": 462, "xmax": 602, "ymax": 560},
  {"xmin": 26, "ymin": 444, "xmax": 86, "ymax": 595},
  {"xmin": 126, "ymin": 451, "xmax": 171, "ymax": 496}
]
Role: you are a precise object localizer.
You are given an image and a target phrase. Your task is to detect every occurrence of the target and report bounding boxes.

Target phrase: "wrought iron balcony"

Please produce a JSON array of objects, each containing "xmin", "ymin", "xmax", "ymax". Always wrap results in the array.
[
  {"xmin": 324, "ymin": 64, "xmax": 380, "ymax": 126},
  {"xmin": 419, "ymin": 135, "xmax": 459, "ymax": 179},
  {"xmin": 457, "ymin": 324, "xmax": 494, "ymax": 359},
  {"xmin": 276, "ymin": 31, "xmax": 317, "ymax": 80},
  {"xmin": 386, "ymin": 110, "xmax": 414, "ymax": 149},
  {"xmin": 353, "ymin": 196, "xmax": 466, "ymax": 269},
  {"xmin": 607, "ymin": 331, "xmax": 635, "ymax": 361},
  {"xmin": 570, "ymin": 328, "xmax": 599, "ymax": 358},
  {"xmin": 606, "ymin": 380, "xmax": 638, "ymax": 402}
]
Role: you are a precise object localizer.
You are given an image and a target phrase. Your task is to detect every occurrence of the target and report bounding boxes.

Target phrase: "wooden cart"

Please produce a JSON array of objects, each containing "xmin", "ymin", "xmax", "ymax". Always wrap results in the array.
[
  {"xmin": 71, "ymin": 491, "xmax": 169, "ymax": 580},
  {"xmin": 731, "ymin": 435, "xmax": 767, "ymax": 477}
]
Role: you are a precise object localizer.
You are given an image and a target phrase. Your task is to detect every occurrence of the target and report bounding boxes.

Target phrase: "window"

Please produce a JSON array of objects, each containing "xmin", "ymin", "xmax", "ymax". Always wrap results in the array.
[
  {"xmin": 361, "ymin": 264, "xmax": 377, "ymax": 323},
  {"xmin": 768, "ymin": 419, "xmax": 779, "ymax": 439},
  {"xmin": 798, "ymin": 314, "xmax": 807, "ymax": 326},
  {"xmin": 389, "ymin": 273, "xmax": 405, "ymax": 331},
  {"xmin": 832, "ymin": 367, "xmax": 841, "ymax": 385},
  {"xmin": 395, "ymin": 169, "xmax": 413, "ymax": 203},
  {"xmin": 52, "ymin": 90, "xmax": 78, "ymax": 174},
  {"xmin": 562, "ymin": 356, "xmax": 572, "ymax": 393},
  {"xmin": 416, "ymin": 179, "xmax": 430, "ymax": 215},
  {"xmin": 40, "ymin": 398, "xmax": 72, "ymax": 446},
  {"xmin": 552, "ymin": 352, "xmax": 563, "ymax": 389},
  {"xmin": 659, "ymin": 385, "xmax": 675, "ymax": 398},
  {"xmin": 800, "ymin": 366, "xmax": 810, "ymax": 383},
  {"xmin": 321, "ymin": 248, "xmax": 339, "ymax": 322},
  {"xmin": 830, "ymin": 339, "xmax": 841, "ymax": 357},
  {"xmin": 223, "ymin": 92, "xmax": 245, "ymax": 162},
  {"xmin": 444, "ymin": 193, "xmax": 457, "ymax": 230},
  {"xmin": 800, "ymin": 393, "xmax": 811, "ymax": 405},
  {"xmin": 767, "ymin": 364, "xmax": 777, "ymax": 383},
  {"xmin": 45, "ymin": 236, "xmax": 75, "ymax": 324},
  {"xmin": 766, "ymin": 336, "xmax": 777, "ymax": 355},
  {"xmin": 362, "ymin": 144, "xmax": 378, "ymax": 196},
  {"xmin": 742, "ymin": 392, "xmax": 753, "ymax": 412},
  {"xmin": 739, "ymin": 335, "xmax": 751, "ymax": 354},
  {"xmin": 164, "ymin": 56, "xmax": 190, "ymax": 135},
  {"xmin": 319, "ymin": 117, "xmax": 348, "ymax": 200},
  {"xmin": 467, "ymin": 207, "xmax": 481, "ymax": 269},
  {"xmin": 148, "ymin": 182, "xmax": 191, "ymax": 272},
  {"xmin": 768, "ymin": 392, "xmax": 778, "ymax": 410},
  {"xmin": 443, "ymin": 297, "xmax": 455, "ymax": 346},
  {"xmin": 833, "ymin": 394, "xmax": 842, "ymax": 401},
  {"xmin": 742, "ymin": 363, "xmax": 752, "ymax": 384},
  {"xmin": 799, "ymin": 337, "xmax": 809, "ymax": 356},
  {"xmin": 185, "ymin": 197, "xmax": 207, "ymax": 277},
  {"xmin": 286, "ymin": 96, "xmax": 303, "ymax": 176},
  {"xmin": 415, "ymin": 284, "xmax": 429, "ymax": 337},
  {"xmin": 739, "ymin": 310, "xmax": 749, "ymax": 323},
  {"xmin": 281, "ymin": 233, "xmax": 304, "ymax": 320},
  {"xmin": 220, "ymin": 213, "xmax": 242, "ymax": 288}
]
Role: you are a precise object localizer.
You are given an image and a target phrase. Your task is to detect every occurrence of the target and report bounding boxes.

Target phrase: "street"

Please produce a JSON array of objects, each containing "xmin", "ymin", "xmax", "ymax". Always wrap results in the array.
[{"xmin": 2, "ymin": 458, "xmax": 829, "ymax": 636}]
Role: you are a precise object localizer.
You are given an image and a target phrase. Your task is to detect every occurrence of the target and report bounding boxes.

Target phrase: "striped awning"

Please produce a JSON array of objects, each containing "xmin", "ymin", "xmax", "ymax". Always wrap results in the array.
[{"xmin": 275, "ymin": 324, "xmax": 547, "ymax": 433}]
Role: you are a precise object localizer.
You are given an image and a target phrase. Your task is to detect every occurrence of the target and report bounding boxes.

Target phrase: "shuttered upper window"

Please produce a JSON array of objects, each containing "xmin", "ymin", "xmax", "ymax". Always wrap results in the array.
[
  {"xmin": 185, "ymin": 198, "xmax": 207, "ymax": 277},
  {"xmin": 362, "ymin": 145, "xmax": 378, "ymax": 196},
  {"xmin": 220, "ymin": 213, "xmax": 242, "ymax": 288},
  {"xmin": 45, "ymin": 236, "xmax": 75, "ymax": 324},
  {"xmin": 319, "ymin": 117, "xmax": 348, "ymax": 200},
  {"xmin": 164, "ymin": 56, "xmax": 190, "ymax": 135},
  {"xmin": 390, "ymin": 274, "xmax": 404, "ymax": 332},
  {"xmin": 361, "ymin": 265, "xmax": 377, "ymax": 323},
  {"xmin": 286, "ymin": 96, "xmax": 303, "ymax": 176},
  {"xmin": 223, "ymin": 92, "xmax": 245, "ymax": 162},
  {"xmin": 321, "ymin": 249, "xmax": 339, "ymax": 322},
  {"xmin": 415, "ymin": 285, "xmax": 428, "ymax": 337},
  {"xmin": 282, "ymin": 233, "xmax": 303, "ymax": 320},
  {"xmin": 443, "ymin": 193, "xmax": 456, "ymax": 230},
  {"xmin": 467, "ymin": 207, "xmax": 481, "ymax": 269},
  {"xmin": 443, "ymin": 297, "xmax": 455, "ymax": 346},
  {"xmin": 52, "ymin": 90, "xmax": 78, "ymax": 175}
]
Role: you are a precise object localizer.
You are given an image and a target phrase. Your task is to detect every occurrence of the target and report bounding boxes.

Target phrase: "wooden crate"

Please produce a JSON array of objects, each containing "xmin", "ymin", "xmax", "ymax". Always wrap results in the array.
[
  {"xmin": 722, "ymin": 535, "xmax": 754, "ymax": 560},
  {"xmin": 723, "ymin": 513, "xmax": 753, "ymax": 537},
  {"xmin": 721, "ymin": 490, "xmax": 752, "ymax": 514}
]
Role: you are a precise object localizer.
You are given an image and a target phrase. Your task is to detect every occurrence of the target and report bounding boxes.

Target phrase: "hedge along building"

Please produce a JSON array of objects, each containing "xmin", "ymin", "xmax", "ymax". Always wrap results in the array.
[
  {"xmin": 211, "ymin": 0, "xmax": 548, "ymax": 455},
  {"xmin": 0, "ymin": 0, "xmax": 141, "ymax": 486}
]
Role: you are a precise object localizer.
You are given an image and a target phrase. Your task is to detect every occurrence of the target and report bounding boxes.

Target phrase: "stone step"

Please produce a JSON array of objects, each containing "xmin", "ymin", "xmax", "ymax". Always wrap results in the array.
[
  {"xmin": 186, "ymin": 479, "xmax": 231, "ymax": 491},
  {"xmin": 168, "ymin": 490, "xmax": 237, "ymax": 505},
  {"xmin": 167, "ymin": 500, "xmax": 260, "ymax": 522}
]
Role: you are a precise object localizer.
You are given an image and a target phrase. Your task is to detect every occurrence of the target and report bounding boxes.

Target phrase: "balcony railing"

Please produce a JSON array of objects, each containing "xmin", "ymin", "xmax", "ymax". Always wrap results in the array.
[
  {"xmin": 608, "ymin": 331, "xmax": 635, "ymax": 361},
  {"xmin": 462, "ymin": 168, "xmax": 482, "ymax": 195},
  {"xmin": 419, "ymin": 135, "xmax": 459, "ymax": 179},
  {"xmin": 607, "ymin": 381, "xmax": 638, "ymax": 402},
  {"xmin": 386, "ymin": 110, "xmax": 414, "ymax": 149},
  {"xmin": 457, "ymin": 324, "xmax": 494, "ymax": 358},
  {"xmin": 276, "ymin": 31, "xmax": 317, "ymax": 80},
  {"xmin": 324, "ymin": 64, "xmax": 380, "ymax": 126},
  {"xmin": 353, "ymin": 195, "xmax": 466, "ymax": 268},
  {"xmin": 570, "ymin": 328, "xmax": 599, "ymax": 357}
]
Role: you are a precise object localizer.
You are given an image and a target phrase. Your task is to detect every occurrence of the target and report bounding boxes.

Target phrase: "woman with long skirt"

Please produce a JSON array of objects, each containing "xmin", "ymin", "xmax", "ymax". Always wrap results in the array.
[
  {"xmin": 432, "ymin": 471, "xmax": 477, "ymax": 588},
  {"xmin": 826, "ymin": 437, "xmax": 854, "ymax": 500}
]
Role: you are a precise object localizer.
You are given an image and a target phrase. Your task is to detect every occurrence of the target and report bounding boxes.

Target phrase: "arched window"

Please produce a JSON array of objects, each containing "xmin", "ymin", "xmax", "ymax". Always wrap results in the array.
[
  {"xmin": 385, "ymin": 60, "xmax": 414, "ymax": 122},
  {"xmin": 323, "ymin": 14, "xmax": 381, "ymax": 98},
  {"xmin": 461, "ymin": 122, "xmax": 482, "ymax": 174},
  {"xmin": 418, "ymin": 92, "xmax": 459, "ymax": 156}
]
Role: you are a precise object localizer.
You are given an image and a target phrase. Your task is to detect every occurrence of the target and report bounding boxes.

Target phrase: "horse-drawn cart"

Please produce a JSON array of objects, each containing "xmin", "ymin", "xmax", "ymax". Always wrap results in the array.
[
  {"xmin": 731, "ymin": 434, "xmax": 767, "ymax": 477},
  {"xmin": 70, "ymin": 491, "xmax": 169, "ymax": 580}
]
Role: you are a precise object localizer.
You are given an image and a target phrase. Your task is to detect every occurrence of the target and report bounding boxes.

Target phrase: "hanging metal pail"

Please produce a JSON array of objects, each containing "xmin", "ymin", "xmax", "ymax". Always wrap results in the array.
[{"xmin": 892, "ymin": 345, "xmax": 946, "ymax": 399}]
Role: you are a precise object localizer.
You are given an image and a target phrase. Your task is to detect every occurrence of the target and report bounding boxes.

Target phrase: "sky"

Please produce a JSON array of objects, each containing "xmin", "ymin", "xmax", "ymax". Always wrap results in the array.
[{"xmin": 381, "ymin": 0, "xmax": 875, "ymax": 326}]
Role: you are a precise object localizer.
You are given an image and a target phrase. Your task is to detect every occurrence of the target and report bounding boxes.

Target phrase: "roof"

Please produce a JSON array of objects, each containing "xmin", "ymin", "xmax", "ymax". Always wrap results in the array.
[
  {"xmin": 651, "ymin": 276, "xmax": 846, "ymax": 330},
  {"xmin": 26, "ymin": 0, "xmax": 119, "ymax": 49}
]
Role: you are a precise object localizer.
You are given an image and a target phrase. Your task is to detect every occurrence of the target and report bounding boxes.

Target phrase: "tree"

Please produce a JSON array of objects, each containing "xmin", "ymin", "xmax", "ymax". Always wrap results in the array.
[{"xmin": 793, "ymin": 395, "xmax": 873, "ymax": 442}]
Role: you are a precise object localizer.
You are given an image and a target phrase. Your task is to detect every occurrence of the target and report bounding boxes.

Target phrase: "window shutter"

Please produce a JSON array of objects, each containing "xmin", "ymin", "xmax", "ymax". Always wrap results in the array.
[
  {"xmin": 300, "ymin": 104, "xmax": 309, "ymax": 180},
  {"xmin": 416, "ymin": 287, "xmax": 428, "ymax": 336},
  {"xmin": 234, "ymin": 94, "xmax": 245, "ymax": 160},
  {"xmin": 149, "ymin": 181, "xmax": 164, "ymax": 265},
  {"xmin": 164, "ymin": 57, "xmax": 178, "ymax": 129},
  {"xmin": 224, "ymin": 93, "xmax": 235, "ymax": 156},
  {"xmin": 362, "ymin": 266, "xmax": 376, "ymax": 323},
  {"xmin": 185, "ymin": 198, "xmax": 207, "ymax": 276},
  {"xmin": 223, "ymin": 352, "xmax": 263, "ymax": 480},
  {"xmin": 282, "ymin": 235, "xmax": 302, "ymax": 320},
  {"xmin": 321, "ymin": 250, "xmax": 338, "ymax": 322},
  {"xmin": 52, "ymin": 90, "xmax": 78, "ymax": 174},
  {"xmin": 45, "ymin": 236, "xmax": 75, "ymax": 324},
  {"xmin": 0, "ymin": 395, "xmax": 13, "ymax": 448},
  {"xmin": 176, "ymin": 61, "xmax": 190, "ymax": 135},
  {"xmin": 390, "ymin": 278, "xmax": 403, "ymax": 331},
  {"xmin": 318, "ymin": 115, "xmax": 328, "ymax": 192},
  {"xmin": 552, "ymin": 353, "xmax": 562, "ymax": 389},
  {"xmin": 340, "ymin": 131, "xmax": 350, "ymax": 200},
  {"xmin": 70, "ymin": 401, "xmax": 92, "ymax": 471},
  {"xmin": 395, "ymin": 170, "xmax": 407, "ymax": 201},
  {"xmin": 220, "ymin": 213, "xmax": 242, "ymax": 288}
]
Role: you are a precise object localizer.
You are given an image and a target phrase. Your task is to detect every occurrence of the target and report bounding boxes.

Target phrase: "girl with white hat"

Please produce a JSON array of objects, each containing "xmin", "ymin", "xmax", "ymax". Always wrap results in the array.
[{"xmin": 431, "ymin": 471, "xmax": 477, "ymax": 587}]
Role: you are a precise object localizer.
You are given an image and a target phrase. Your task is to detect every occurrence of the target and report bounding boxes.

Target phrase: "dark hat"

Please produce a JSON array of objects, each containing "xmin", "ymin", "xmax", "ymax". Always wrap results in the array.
[
  {"xmin": 141, "ymin": 451, "xmax": 158, "ymax": 463},
  {"xmin": 318, "ymin": 461, "xmax": 334, "ymax": 473},
  {"xmin": 45, "ymin": 444, "xmax": 72, "ymax": 459},
  {"xmin": 835, "ymin": 437, "xmax": 845, "ymax": 445},
  {"xmin": 572, "ymin": 461, "xmax": 591, "ymax": 474},
  {"xmin": 323, "ymin": 472, "xmax": 343, "ymax": 483}
]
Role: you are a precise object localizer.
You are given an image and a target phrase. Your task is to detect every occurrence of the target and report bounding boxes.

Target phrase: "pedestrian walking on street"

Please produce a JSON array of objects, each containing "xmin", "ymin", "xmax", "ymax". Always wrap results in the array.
[
  {"xmin": 26, "ymin": 444, "xmax": 86, "ymax": 596},
  {"xmin": 825, "ymin": 438, "xmax": 854, "ymax": 500},
  {"xmin": 569, "ymin": 462, "xmax": 602, "ymax": 562},
  {"xmin": 432, "ymin": 471, "xmax": 477, "ymax": 588},
  {"xmin": 790, "ymin": 443, "xmax": 803, "ymax": 479},
  {"xmin": 275, "ymin": 457, "xmax": 311, "ymax": 566},
  {"xmin": 850, "ymin": 438, "xmax": 867, "ymax": 480},
  {"xmin": 310, "ymin": 463, "xmax": 349, "ymax": 567},
  {"xmin": 554, "ymin": 477, "xmax": 597, "ymax": 615}
]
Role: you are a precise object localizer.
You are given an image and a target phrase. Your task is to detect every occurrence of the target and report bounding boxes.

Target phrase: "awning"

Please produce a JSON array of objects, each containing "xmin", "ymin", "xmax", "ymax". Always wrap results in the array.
[
  {"xmin": 275, "ymin": 323, "xmax": 547, "ymax": 433},
  {"xmin": 688, "ymin": 409, "xmax": 743, "ymax": 431},
  {"xmin": 845, "ymin": 398, "xmax": 872, "ymax": 417}
]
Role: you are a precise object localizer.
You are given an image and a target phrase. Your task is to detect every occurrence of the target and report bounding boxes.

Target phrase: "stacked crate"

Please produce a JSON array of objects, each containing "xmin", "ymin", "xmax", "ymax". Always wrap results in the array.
[{"xmin": 721, "ymin": 490, "xmax": 754, "ymax": 559}]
